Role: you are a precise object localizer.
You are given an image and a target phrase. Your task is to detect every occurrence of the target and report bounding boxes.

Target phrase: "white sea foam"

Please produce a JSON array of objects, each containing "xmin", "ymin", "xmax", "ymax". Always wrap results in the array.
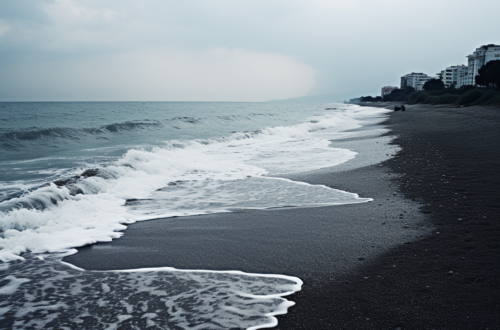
[
  {"xmin": 0, "ymin": 256, "xmax": 302, "ymax": 330},
  {"xmin": 0, "ymin": 105, "xmax": 388, "ymax": 262},
  {"xmin": 0, "ymin": 104, "xmax": 391, "ymax": 329}
]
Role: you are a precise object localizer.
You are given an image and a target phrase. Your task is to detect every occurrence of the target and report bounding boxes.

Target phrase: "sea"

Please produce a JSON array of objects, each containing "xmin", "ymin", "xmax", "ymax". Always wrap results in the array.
[{"xmin": 0, "ymin": 101, "xmax": 390, "ymax": 329}]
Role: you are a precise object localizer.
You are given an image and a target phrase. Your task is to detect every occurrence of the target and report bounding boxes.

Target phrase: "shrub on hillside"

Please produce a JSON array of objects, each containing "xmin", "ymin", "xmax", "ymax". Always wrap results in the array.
[
  {"xmin": 403, "ymin": 87, "xmax": 500, "ymax": 105},
  {"xmin": 482, "ymin": 94, "xmax": 500, "ymax": 105},
  {"xmin": 430, "ymin": 94, "xmax": 460, "ymax": 105},
  {"xmin": 426, "ymin": 89, "xmax": 450, "ymax": 96},
  {"xmin": 408, "ymin": 92, "xmax": 431, "ymax": 104},
  {"xmin": 459, "ymin": 89, "xmax": 484, "ymax": 105},
  {"xmin": 472, "ymin": 90, "xmax": 498, "ymax": 105}
]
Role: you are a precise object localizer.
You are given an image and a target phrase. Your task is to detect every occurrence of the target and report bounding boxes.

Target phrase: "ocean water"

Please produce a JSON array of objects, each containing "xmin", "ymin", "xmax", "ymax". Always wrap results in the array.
[{"xmin": 0, "ymin": 102, "xmax": 390, "ymax": 329}]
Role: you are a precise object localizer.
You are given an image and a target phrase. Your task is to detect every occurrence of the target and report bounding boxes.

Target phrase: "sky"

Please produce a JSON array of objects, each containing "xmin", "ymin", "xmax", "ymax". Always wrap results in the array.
[{"xmin": 0, "ymin": 0, "xmax": 499, "ymax": 102}]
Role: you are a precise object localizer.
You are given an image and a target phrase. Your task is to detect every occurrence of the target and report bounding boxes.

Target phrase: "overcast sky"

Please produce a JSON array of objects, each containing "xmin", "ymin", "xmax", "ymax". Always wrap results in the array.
[{"xmin": 0, "ymin": 0, "xmax": 499, "ymax": 102}]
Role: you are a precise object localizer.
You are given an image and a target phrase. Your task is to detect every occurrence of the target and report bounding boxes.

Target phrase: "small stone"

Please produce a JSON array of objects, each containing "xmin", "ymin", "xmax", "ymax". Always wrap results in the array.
[
  {"xmin": 358, "ymin": 258, "xmax": 365, "ymax": 261},
  {"xmin": 448, "ymin": 271, "xmax": 454, "ymax": 274},
  {"xmin": 458, "ymin": 218, "xmax": 463, "ymax": 221}
]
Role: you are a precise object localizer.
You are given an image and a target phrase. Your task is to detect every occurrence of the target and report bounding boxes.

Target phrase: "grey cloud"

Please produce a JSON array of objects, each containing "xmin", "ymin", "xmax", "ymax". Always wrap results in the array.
[
  {"xmin": 0, "ymin": 0, "xmax": 499, "ymax": 101},
  {"xmin": 0, "ymin": 0, "xmax": 52, "ymax": 23}
]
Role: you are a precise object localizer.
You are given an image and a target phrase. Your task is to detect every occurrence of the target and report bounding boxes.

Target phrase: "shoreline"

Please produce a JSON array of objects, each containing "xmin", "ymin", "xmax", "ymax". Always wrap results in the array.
[
  {"xmin": 64, "ymin": 109, "xmax": 425, "ymax": 276},
  {"xmin": 276, "ymin": 103, "xmax": 500, "ymax": 329},
  {"xmin": 64, "ymin": 103, "xmax": 500, "ymax": 329}
]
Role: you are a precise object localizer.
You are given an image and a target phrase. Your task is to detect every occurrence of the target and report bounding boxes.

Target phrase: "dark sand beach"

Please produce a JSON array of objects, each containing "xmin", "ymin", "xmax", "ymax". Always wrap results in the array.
[{"xmin": 65, "ymin": 103, "xmax": 500, "ymax": 329}]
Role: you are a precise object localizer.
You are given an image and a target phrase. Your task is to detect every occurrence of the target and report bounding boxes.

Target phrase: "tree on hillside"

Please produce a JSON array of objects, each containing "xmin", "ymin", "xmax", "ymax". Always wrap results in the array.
[
  {"xmin": 360, "ymin": 96, "xmax": 383, "ymax": 102},
  {"xmin": 382, "ymin": 86, "xmax": 416, "ymax": 102},
  {"xmin": 383, "ymin": 88, "xmax": 407, "ymax": 102},
  {"xmin": 423, "ymin": 79, "xmax": 445, "ymax": 91},
  {"xmin": 404, "ymin": 86, "xmax": 416, "ymax": 93},
  {"xmin": 475, "ymin": 60, "xmax": 500, "ymax": 91}
]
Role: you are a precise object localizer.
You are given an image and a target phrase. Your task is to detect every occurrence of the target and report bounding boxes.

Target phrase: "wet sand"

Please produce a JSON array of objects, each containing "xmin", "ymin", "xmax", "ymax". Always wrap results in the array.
[{"xmin": 65, "ymin": 103, "xmax": 500, "ymax": 329}]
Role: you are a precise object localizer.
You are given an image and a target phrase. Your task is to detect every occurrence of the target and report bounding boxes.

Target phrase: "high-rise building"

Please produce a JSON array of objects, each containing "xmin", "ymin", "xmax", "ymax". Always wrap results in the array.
[
  {"xmin": 466, "ymin": 44, "xmax": 500, "ymax": 85},
  {"xmin": 437, "ymin": 65, "xmax": 468, "ymax": 88},
  {"xmin": 401, "ymin": 73, "xmax": 435, "ymax": 91}
]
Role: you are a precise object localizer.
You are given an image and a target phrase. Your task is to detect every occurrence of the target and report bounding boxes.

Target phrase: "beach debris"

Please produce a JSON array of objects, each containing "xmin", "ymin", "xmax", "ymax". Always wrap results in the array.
[
  {"xmin": 358, "ymin": 258, "xmax": 365, "ymax": 261},
  {"xmin": 448, "ymin": 271, "xmax": 454, "ymax": 275},
  {"xmin": 458, "ymin": 218, "xmax": 463, "ymax": 221}
]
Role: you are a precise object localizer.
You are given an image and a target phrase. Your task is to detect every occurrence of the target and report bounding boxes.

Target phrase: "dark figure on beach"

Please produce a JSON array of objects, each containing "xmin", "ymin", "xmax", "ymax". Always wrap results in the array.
[
  {"xmin": 401, "ymin": 105, "xmax": 406, "ymax": 111},
  {"xmin": 394, "ymin": 106, "xmax": 401, "ymax": 111}
]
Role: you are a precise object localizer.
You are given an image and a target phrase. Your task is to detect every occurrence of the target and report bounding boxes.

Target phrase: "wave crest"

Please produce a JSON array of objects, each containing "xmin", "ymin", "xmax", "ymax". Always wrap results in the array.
[{"xmin": 0, "ymin": 121, "xmax": 163, "ymax": 144}]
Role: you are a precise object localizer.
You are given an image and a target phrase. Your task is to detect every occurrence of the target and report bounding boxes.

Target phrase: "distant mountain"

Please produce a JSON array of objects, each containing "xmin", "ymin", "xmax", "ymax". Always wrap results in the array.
[{"xmin": 268, "ymin": 92, "xmax": 377, "ymax": 104}]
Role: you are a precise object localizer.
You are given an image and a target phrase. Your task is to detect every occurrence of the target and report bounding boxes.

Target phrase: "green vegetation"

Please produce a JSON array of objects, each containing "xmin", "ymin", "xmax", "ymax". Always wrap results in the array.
[
  {"xmin": 350, "ymin": 61, "xmax": 500, "ymax": 105},
  {"xmin": 405, "ymin": 87, "xmax": 500, "ymax": 106},
  {"xmin": 423, "ymin": 79, "xmax": 445, "ymax": 91},
  {"xmin": 350, "ymin": 87, "xmax": 500, "ymax": 105},
  {"xmin": 383, "ymin": 87, "xmax": 415, "ymax": 102},
  {"xmin": 475, "ymin": 60, "xmax": 500, "ymax": 91}
]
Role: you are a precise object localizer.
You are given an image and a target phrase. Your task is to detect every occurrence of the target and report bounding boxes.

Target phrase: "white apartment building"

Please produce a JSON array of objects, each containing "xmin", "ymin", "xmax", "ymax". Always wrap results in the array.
[
  {"xmin": 381, "ymin": 86, "xmax": 398, "ymax": 96},
  {"xmin": 466, "ymin": 44, "xmax": 500, "ymax": 85},
  {"xmin": 400, "ymin": 73, "xmax": 435, "ymax": 91},
  {"xmin": 458, "ymin": 71, "xmax": 469, "ymax": 88},
  {"xmin": 437, "ymin": 65, "xmax": 468, "ymax": 88}
]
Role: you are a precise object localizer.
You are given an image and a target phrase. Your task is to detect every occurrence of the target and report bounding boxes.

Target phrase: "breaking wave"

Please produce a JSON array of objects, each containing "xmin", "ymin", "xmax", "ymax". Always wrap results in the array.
[{"xmin": 0, "ymin": 121, "xmax": 163, "ymax": 144}]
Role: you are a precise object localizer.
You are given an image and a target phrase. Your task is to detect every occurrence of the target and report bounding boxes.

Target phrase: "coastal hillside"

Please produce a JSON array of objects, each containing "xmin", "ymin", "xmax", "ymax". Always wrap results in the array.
[
  {"xmin": 353, "ymin": 87, "xmax": 500, "ymax": 106},
  {"xmin": 398, "ymin": 88, "xmax": 500, "ymax": 106}
]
